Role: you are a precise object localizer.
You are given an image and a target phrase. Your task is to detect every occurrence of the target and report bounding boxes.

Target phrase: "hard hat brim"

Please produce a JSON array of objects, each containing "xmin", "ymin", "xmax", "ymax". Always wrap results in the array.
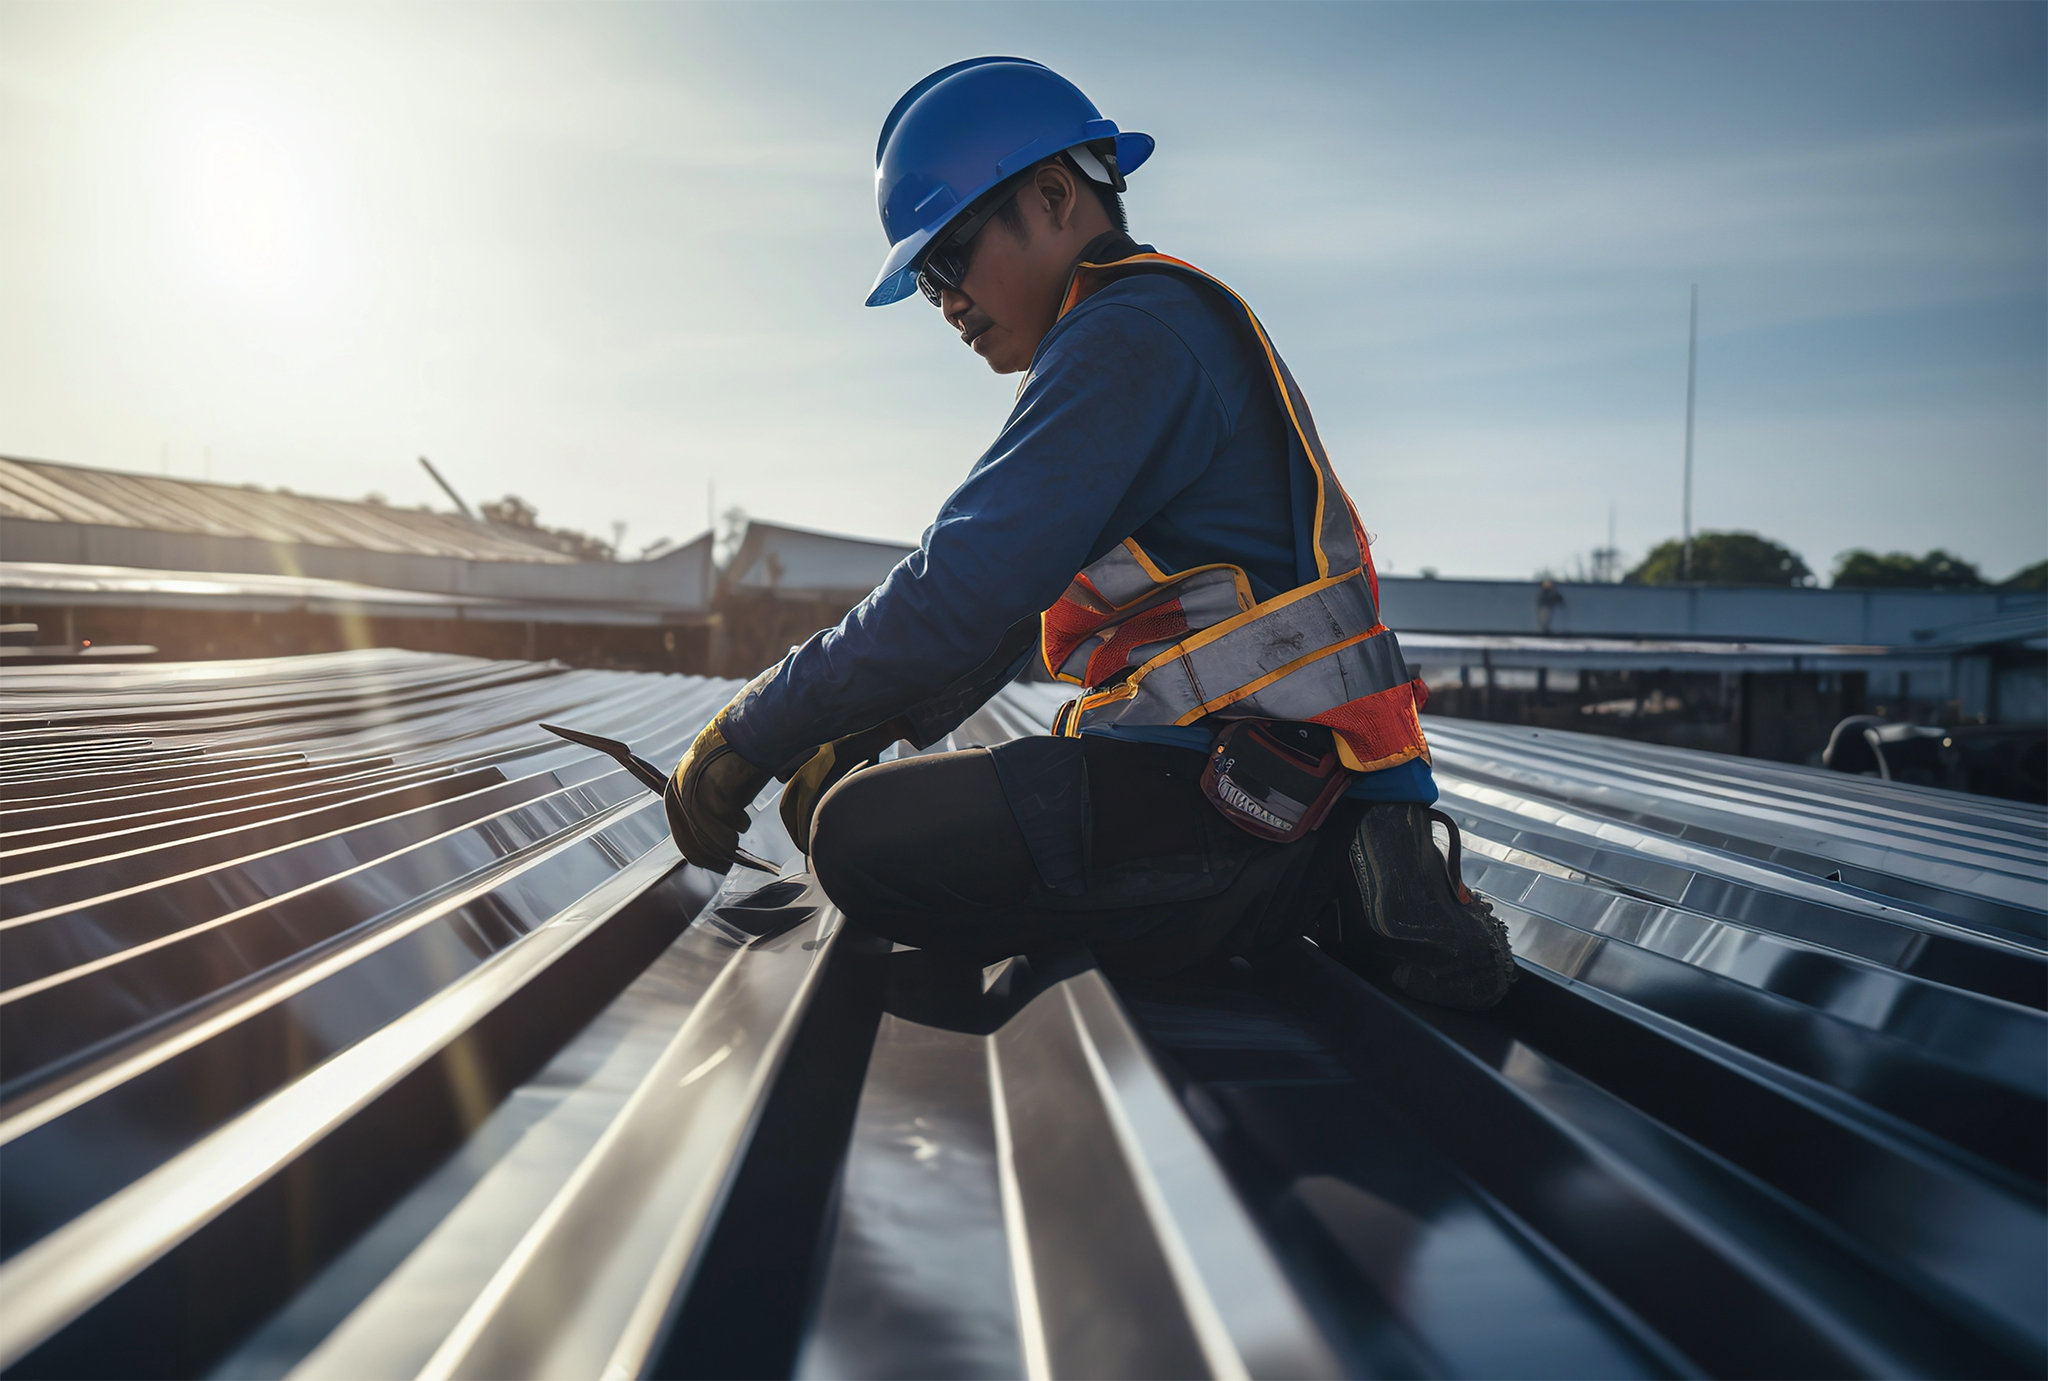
[
  {"xmin": 866, "ymin": 130, "xmax": 1155, "ymax": 308},
  {"xmin": 866, "ymin": 225, "xmax": 940, "ymax": 308},
  {"xmin": 1114, "ymin": 131, "xmax": 1156, "ymax": 179}
]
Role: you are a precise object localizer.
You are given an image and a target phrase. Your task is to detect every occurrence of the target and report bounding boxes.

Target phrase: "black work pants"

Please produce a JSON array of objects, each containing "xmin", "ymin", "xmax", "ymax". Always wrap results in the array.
[{"xmin": 808, "ymin": 736, "xmax": 1358, "ymax": 976}]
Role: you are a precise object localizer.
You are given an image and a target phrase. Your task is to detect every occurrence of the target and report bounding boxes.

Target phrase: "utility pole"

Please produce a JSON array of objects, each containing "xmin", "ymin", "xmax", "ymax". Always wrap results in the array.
[{"xmin": 1681, "ymin": 284, "xmax": 1698, "ymax": 582}]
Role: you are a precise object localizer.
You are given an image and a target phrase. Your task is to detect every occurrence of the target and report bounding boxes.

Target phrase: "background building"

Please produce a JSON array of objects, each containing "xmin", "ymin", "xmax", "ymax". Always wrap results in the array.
[
  {"xmin": 1, "ymin": 454, "xmax": 717, "ymax": 669},
  {"xmin": 4, "ymin": 454, "xmax": 2041, "ymax": 793}
]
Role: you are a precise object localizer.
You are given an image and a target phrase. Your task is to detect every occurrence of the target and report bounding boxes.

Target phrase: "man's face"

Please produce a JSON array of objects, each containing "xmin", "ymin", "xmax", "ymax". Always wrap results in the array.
[{"xmin": 929, "ymin": 164, "xmax": 1111, "ymax": 374}]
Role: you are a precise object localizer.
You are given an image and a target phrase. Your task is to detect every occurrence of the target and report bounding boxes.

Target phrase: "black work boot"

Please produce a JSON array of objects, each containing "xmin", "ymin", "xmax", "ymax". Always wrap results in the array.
[{"xmin": 1340, "ymin": 805, "xmax": 1514, "ymax": 1010}]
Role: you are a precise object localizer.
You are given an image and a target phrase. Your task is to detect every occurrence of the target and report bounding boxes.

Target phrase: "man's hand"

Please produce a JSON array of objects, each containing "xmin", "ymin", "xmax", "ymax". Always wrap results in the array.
[
  {"xmin": 665, "ymin": 713, "xmax": 773, "ymax": 873},
  {"xmin": 778, "ymin": 716, "xmax": 914, "ymax": 854}
]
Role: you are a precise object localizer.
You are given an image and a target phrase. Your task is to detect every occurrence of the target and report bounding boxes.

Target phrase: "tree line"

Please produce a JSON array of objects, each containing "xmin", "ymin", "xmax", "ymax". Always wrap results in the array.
[{"xmin": 1623, "ymin": 532, "xmax": 2046, "ymax": 591}]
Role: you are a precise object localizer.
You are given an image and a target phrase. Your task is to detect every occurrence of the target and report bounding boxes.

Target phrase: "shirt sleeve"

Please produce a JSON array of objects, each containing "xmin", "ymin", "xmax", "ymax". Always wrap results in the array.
[{"xmin": 720, "ymin": 296, "xmax": 1232, "ymax": 771}]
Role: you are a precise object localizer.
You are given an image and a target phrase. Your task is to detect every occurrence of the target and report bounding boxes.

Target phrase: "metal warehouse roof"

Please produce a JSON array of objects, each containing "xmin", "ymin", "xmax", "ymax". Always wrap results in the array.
[
  {"xmin": 0, "ymin": 650, "xmax": 2041, "ymax": 1377},
  {"xmin": 1398, "ymin": 629, "xmax": 1952, "ymax": 674},
  {"xmin": 0, "ymin": 560, "xmax": 506, "ymax": 617},
  {"xmin": 723, "ymin": 519, "xmax": 917, "ymax": 600},
  {"xmin": 0, "ymin": 455, "xmax": 578, "ymax": 564},
  {"xmin": 0, "ymin": 559, "xmax": 702, "ymax": 626},
  {"xmin": 1378, "ymin": 572, "xmax": 2046, "ymax": 646},
  {"xmin": 1912, "ymin": 607, "xmax": 2048, "ymax": 651}
]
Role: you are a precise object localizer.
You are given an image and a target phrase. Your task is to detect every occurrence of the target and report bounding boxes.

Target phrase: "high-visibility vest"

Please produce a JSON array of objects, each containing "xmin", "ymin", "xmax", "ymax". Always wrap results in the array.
[{"xmin": 1042, "ymin": 252, "xmax": 1431, "ymax": 774}]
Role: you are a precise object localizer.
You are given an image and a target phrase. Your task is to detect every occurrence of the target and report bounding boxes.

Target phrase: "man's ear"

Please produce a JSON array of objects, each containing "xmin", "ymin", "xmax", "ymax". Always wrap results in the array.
[{"xmin": 1034, "ymin": 162, "xmax": 1078, "ymax": 231}]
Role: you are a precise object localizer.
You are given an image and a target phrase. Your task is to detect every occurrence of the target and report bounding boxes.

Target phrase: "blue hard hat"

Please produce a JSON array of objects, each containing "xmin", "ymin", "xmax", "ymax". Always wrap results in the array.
[{"xmin": 867, "ymin": 57, "xmax": 1155, "ymax": 307}]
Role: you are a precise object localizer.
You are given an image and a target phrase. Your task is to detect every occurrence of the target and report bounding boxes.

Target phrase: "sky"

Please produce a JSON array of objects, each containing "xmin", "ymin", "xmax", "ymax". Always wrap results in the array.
[{"xmin": 2, "ymin": 1, "xmax": 2042, "ymax": 582}]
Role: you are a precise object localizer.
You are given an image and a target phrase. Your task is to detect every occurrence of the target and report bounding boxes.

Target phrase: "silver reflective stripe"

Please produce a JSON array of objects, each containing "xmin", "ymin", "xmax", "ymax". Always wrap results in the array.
[
  {"xmin": 1177, "ymin": 574, "xmax": 1249, "ymax": 629},
  {"xmin": 1076, "ymin": 545, "xmax": 1157, "ymax": 605},
  {"xmin": 1182, "ymin": 572, "xmax": 1380, "ymax": 692},
  {"xmin": 1105, "ymin": 565, "xmax": 1376, "ymax": 704},
  {"xmin": 1228, "ymin": 626, "xmax": 1411, "ymax": 719},
  {"xmin": 1087, "ymin": 625, "xmax": 1412, "ymax": 730},
  {"xmin": 1079, "ymin": 573, "xmax": 1394, "ymax": 727}
]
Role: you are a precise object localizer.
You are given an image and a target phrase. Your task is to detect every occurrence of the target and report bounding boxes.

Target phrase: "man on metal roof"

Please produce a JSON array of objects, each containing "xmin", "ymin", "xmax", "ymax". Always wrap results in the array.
[{"xmin": 664, "ymin": 58, "xmax": 1513, "ymax": 1008}]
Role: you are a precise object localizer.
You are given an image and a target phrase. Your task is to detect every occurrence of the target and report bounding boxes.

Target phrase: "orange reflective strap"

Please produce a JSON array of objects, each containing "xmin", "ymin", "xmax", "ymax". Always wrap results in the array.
[
  {"xmin": 1064, "ymin": 253, "xmax": 1363, "ymax": 581},
  {"xmin": 1039, "ymin": 250, "xmax": 1430, "ymax": 771}
]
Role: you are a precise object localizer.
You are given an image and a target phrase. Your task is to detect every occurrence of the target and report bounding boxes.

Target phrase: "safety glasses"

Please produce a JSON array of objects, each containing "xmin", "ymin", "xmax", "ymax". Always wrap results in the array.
[{"xmin": 915, "ymin": 192, "xmax": 1009, "ymax": 307}]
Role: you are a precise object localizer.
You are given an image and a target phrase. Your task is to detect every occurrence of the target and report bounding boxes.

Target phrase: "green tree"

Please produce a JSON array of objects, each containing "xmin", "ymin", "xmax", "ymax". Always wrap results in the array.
[
  {"xmin": 1832, "ymin": 549, "xmax": 1985, "ymax": 589},
  {"xmin": 1625, "ymin": 531, "xmax": 1811, "ymax": 586},
  {"xmin": 1999, "ymin": 559, "xmax": 2047, "ymax": 591}
]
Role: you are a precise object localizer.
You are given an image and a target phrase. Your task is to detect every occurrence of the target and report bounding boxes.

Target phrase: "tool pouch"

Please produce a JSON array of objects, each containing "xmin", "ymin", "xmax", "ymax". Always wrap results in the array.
[{"xmin": 1199, "ymin": 720, "xmax": 1351, "ymax": 843}]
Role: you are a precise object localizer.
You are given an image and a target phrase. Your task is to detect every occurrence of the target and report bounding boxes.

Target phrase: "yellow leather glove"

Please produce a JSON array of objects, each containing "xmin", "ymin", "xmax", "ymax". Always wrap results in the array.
[
  {"xmin": 777, "ymin": 716, "xmax": 915, "ymax": 855},
  {"xmin": 778, "ymin": 743, "xmax": 840, "ymax": 856},
  {"xmin": 665, "ymin": 712, "xmax": 772, "ymax": 873}
]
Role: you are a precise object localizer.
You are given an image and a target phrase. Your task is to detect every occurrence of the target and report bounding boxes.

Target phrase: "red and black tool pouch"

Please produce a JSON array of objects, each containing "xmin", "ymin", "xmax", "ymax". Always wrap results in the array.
[{"xmin": 1200, "ymin": 720, "xmax": 1351, "ymax": 843}]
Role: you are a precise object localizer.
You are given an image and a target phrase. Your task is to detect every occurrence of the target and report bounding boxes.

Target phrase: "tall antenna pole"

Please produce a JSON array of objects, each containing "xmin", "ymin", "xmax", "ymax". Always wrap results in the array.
[
  {"xmin": 1681, "ymin": 284, "xmax": 1698, "ymax": 582},
  {"xmin": 419, "ymin": 456, "xmax": 475, "ymax": 519}
]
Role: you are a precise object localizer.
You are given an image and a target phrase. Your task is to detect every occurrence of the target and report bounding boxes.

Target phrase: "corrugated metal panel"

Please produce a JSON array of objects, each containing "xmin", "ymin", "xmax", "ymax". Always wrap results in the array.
[
  {"xmin": 0, "ymin": 457, "xmax": 578, "ymax": 564},
  {"xmin": 0, "ymin": 651, "xmax": 2040, "ymax": 1378}
]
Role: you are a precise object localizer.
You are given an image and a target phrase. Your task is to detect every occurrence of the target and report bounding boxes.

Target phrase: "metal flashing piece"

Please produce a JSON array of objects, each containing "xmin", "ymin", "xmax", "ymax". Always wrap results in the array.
[{"xmin": 1, "ymin": 651, "xmax": 2040, "ymax": 1378}]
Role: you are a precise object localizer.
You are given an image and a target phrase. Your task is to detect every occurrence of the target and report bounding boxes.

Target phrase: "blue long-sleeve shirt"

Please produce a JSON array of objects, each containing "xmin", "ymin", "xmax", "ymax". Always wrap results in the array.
[{"xmin": 722, "ymin": 246, "xmax": 1435, "ymax": 806}]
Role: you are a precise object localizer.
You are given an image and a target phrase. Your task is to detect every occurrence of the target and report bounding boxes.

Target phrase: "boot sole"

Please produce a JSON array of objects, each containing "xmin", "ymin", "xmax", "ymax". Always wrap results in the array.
[{"xmin": 1346, "ymin": 806, "xmax": 1516, "ymax": 1011}]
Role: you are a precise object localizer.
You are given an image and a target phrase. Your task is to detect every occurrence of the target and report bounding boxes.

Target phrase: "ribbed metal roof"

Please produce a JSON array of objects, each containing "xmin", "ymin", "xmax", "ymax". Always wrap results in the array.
[
  {"xmin": 0, "ymin": 456, "xmax": 579, "ymax": 564},
  {"xmin": 0, "ymin": 651, "xmax": 2040, "ymax": 1377}
]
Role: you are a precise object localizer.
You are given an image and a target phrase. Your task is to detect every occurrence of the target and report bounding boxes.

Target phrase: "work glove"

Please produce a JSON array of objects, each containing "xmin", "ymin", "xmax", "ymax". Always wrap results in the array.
[
  {"xmin": 665, "ymin": 710, "xmax": 774, "ymax": 873},
  {"xmin": 777, "ymin": 716, "xmax": 914, "ymax": 854}
]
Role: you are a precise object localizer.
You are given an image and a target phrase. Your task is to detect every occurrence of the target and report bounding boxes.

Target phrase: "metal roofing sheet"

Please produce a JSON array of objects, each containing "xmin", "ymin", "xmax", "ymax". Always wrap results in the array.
[
  {"xmin": 0, "ymin": 561, "xmax": 505, "ymax": 617},
  {"xmin": 0, "ymin": 456, "xmax": 579, "ymax": 564},
  {"xmin": 0, "ymin": 650, "xmax": 2040, "ymax": 1377}
]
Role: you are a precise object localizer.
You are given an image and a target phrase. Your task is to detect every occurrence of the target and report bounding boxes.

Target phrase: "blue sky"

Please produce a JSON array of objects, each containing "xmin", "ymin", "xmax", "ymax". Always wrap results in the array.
[{"xmin": 2, "ymin": 1, "xmax": 2042, "ymax": 580}]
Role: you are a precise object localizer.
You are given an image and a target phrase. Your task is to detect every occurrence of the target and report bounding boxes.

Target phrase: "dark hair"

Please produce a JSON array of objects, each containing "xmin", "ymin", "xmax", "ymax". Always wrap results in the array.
[{"xmin": 992, "ymin": 153, "xmax": 1128, "ymax": 237}]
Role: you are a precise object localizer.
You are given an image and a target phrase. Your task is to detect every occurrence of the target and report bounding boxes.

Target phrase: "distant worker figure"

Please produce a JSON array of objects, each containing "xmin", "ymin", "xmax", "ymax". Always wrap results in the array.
[
  {"xmin": 663, "ymin": 59, "xmax": 1512, "ymax": 1008},
  {"xmin": 1536, "ymin": 579, "xmax": 1565, "ymax": 635}
]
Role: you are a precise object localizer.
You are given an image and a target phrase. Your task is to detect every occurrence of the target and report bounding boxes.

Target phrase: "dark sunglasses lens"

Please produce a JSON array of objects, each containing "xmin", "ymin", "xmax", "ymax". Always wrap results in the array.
[
  {"xmin": 916, "ymin": 193, "xmax": 1003, "ymax": 307},
  {"xmin": 917, "ymin": 247, "xmax": 966, "ymax": 306}
]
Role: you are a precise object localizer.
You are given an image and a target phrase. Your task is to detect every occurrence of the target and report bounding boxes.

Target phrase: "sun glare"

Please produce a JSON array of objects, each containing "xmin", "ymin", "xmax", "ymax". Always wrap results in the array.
[{"xmin": 183, "ymin": 116, "xmax": 314, "ymax": 295}]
